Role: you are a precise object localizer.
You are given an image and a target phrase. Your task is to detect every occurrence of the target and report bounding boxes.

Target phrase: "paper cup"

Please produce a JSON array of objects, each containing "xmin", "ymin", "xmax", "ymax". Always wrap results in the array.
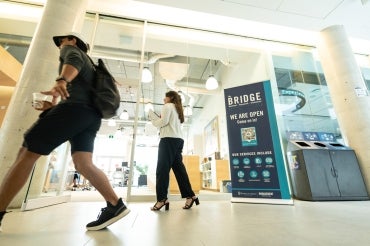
[{"xmin": 32, "ymin": 92, "xmax": 52, "ymax": 109}]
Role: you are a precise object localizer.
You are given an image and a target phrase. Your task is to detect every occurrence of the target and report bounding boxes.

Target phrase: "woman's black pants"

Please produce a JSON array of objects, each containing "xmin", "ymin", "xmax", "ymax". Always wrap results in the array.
[{"xmin": 156, "ymin": 137, "xmax": 195, "ymax": 201}]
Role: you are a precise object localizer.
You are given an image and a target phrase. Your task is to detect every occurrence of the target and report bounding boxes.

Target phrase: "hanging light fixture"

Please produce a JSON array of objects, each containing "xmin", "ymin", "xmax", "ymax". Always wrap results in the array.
[
  {"xmin": 141, "ymin": 67, "xmax": 152, "ymax": 83},
  {"xmin": 206, "ymin": 75, "xmax": 218, "ymax": 90},
  {"xmin": 206, "ymin": 60, "xmax": 218, "ymax": 90},
  {"xmin": 119, "ymin": 109, "xmax": 129, "ymax": 120}
]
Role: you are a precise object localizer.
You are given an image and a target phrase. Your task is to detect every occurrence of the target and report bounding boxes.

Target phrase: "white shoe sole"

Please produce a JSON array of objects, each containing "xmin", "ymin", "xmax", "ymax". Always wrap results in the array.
[{"xmin": 86, "ymin": 208, "xmax": 130, "ymax": 231}]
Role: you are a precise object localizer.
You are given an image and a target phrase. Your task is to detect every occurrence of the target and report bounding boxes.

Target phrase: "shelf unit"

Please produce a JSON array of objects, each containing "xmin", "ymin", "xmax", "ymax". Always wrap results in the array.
[
  {"xmin": 200, "ymin": 157, "xmax": 230, "ymax": 191},
  {"xmin": 200, "ymin": 161, "xmax": 212, "ymax": 188}
]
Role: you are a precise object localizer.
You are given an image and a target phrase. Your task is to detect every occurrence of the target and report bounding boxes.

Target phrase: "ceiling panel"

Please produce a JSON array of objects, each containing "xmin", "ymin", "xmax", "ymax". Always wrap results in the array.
[
  {"xmin": 136, "ymin": 0, "xmax": 370, "ymax": 43},
  {"xmin": 278, "ymin": 0, "xmax": 343, "ymax": 18},
  {"xmin": 222, "ymin": 0, "xmax": 283, "ymax": 10}
]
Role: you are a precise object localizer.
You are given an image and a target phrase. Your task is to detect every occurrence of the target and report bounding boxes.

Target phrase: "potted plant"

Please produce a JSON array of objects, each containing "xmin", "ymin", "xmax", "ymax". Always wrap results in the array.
[{"xmin": 135, "ymin": 164, "xmax": 148, "ymax": 186}]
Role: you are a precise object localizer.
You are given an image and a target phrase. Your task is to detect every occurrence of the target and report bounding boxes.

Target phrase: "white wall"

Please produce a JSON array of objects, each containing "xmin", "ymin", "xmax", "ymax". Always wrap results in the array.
[{"xmin": 189, "ymin": 51, "xmax": 271, "ymax": 160}]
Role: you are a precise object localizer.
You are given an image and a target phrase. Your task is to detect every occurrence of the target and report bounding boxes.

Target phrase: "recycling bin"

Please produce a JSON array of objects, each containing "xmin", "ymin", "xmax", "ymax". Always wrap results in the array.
[{"xmin": 287, "ymin": 141, "xmax": 368, "ymax": 201}]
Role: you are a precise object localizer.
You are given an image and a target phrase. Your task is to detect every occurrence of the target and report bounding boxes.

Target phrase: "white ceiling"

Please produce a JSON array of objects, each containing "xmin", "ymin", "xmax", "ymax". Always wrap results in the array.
[{"xmin": 134, "ymin": 0, "xmax": 370, "ymax": 44}]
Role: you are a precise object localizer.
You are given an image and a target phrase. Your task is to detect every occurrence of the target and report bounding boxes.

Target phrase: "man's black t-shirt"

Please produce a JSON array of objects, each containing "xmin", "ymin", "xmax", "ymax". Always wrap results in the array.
[{"xmin": 58, "ymin": 45, "xmax": 95, "ymax": 106}]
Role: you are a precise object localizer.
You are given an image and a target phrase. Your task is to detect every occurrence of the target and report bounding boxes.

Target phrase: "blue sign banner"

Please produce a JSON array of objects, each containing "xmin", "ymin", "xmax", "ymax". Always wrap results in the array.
[
  {"xmin": 224, "ymin": 81, "xmax": 291, "ymax": 201},
  {"xmin": 287, "ymin": 131, "xmax": 336, "ymax": 142}
]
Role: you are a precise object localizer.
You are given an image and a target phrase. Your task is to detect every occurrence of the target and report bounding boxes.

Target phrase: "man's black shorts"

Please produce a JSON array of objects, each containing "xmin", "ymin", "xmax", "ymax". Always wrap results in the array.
[{"xmin": 23, "ymin": 103, "xmax": 101, "ymax": 155}]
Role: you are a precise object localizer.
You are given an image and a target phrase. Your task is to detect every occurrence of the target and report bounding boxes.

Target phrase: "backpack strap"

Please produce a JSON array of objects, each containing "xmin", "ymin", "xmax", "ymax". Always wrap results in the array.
[{"xmin": 77, "ymin": 52, "xmax": 97, "ymax": 90}]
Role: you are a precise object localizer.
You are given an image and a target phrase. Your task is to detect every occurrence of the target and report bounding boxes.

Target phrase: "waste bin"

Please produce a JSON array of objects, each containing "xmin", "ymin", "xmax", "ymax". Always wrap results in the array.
[
  {"xmin": 220, "ymin": 180, "xmax": 232, "ymax": 193},
  {"xmin": 287, "ymin": 141, "xmax": 368, "ymax": 201}
]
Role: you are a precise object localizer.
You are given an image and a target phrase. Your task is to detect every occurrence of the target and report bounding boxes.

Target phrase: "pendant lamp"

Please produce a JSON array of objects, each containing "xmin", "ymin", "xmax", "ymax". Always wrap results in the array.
[
  {"xmin": 142, "ymin": 67, "xmax": 152, "ymax": 83},
  {"xmin": 206, "ymin": 60, "xmax": 218, "ymax": 90}
]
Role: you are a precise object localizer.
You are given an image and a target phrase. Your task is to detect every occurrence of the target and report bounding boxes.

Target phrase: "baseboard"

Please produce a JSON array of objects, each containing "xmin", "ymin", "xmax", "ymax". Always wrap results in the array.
[{"xmin": 21, "ymin": 194, "xmax": 71, "ymax": 211}]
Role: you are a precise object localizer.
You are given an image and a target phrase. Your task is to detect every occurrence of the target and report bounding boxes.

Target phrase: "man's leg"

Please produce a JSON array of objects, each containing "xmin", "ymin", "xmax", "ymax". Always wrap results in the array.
[
  {"xmin": 0, "ymin": 147, "xmax": 41, "ymax": 211},
  {"xmin": 72, "ymin": 151, "xmax": 130, "ymax": 231},
  {"xmin": 72, "ymin": 151, "xmax": 119, "ymax": 205}
]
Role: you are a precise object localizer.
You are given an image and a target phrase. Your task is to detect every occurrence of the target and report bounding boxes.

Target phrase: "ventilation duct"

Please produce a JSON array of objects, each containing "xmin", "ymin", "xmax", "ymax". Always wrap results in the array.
[
  {"xmin": 158, "ymin": 61, "xmax": 189, "ymax": 80},
  {"xmin": 91, "ymin": 46, "xmax": 174, "ymax": 63},
  {"xmin": 159, "ymin": 61, "xmax": 220, "ymax": 95}
]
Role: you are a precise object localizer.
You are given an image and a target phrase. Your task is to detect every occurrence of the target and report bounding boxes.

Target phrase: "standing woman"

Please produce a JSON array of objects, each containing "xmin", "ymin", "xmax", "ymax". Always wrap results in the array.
[{"xmin": 148, "ymin": 91, "xmax": 199, "ymax": 210}]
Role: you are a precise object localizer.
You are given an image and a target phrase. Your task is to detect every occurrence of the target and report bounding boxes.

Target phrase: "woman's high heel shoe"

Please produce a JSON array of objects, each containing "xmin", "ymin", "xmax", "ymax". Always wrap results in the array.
[
  {"xmin": 183, "ymin": 196, "xmax": 200, "ymax": 209},
  {"xmin": 151, "ymin": 199, "xmax": 170, "ymax": 211}
]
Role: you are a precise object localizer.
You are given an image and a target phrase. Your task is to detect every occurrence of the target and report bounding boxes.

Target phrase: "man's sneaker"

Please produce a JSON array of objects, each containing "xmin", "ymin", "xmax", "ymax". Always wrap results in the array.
[
  {"xmin": 0, "ymin": 211, "xmax": 7, "ymax": 232},
  {"xmin": 86, "ymin": 198, "xmax": 130, "ymax": 231}
]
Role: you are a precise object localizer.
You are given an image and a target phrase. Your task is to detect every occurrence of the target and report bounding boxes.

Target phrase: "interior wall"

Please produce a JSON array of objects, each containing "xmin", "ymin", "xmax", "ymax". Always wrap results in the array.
[
  {"xmin": 0, "ymin": 86, "xmax": 14, "ymax": 126},
  {"xmin": 189, "ymin": 52, "xmax": 270, "ymax": 160},
  {"xmin": 0, "ymin": 18, "xmax": 37, "ymax": 37},
  {"xmin": 0, "ymin": 45, "xmax": 22, "ymax": 127}
]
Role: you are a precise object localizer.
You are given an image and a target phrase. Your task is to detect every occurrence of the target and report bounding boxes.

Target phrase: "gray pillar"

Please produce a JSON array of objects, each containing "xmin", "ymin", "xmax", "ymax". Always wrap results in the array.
[
  {"xmin": 0, "ymin": 0, "xmax": 88, "ymax": 207},
  {"xmin": 317, "ymin": 25, "xmax": 370, "ymax": 194}
]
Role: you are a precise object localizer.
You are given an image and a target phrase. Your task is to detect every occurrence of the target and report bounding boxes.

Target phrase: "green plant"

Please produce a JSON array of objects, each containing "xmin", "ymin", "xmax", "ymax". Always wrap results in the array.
[{"xmin": 135, "ymin": 164, "xmax": 148, "ymax": 175}]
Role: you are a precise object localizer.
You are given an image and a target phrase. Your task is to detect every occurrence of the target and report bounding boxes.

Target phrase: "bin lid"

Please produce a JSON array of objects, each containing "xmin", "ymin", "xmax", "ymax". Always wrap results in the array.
[
  {"xmin": 326, "ymin": 142, "xmax": 352, "ymax": 150},
  {"xmin": 287, "ymin": 141, "xmax": 315, "ymax": 151}
]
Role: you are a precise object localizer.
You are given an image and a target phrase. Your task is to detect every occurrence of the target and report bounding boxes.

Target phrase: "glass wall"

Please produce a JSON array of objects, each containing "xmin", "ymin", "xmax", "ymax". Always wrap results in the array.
[
  {"xmin": 82, "ymin": 16, "xmax": 243, "ymax": 200},
  {"xmin": 272, "ymin": 50, "xmax": 341, "ymax": 142},
  {"xmin": 357, "ymin": 54, "xmax": 370, "ymax": 91}
]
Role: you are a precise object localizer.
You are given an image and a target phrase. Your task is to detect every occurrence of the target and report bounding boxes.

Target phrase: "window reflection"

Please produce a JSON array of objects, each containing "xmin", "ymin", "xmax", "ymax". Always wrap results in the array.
[{"xmin": 273, "ymin": 54, "xmax": 340, "ymax": 141}]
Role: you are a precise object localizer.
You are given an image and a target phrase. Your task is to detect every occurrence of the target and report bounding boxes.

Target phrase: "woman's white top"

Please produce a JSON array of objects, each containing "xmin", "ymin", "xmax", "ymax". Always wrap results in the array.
[{"xmin": 148, "ymin": 103, "xmax": 183, "ymax": 139}]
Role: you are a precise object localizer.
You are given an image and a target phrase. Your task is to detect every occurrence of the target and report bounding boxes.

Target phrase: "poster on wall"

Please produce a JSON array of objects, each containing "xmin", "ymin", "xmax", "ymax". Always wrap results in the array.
[
  {"xmin": 204, "ymin": 116, "xmax": 220, "ymax": 156},
  {"xmin": 224, "ymin": 80, "xmax": 292, "ymax": 205}
]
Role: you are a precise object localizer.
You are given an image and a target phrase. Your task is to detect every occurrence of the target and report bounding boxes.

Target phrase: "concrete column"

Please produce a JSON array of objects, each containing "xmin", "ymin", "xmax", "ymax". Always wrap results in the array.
[
  {"xmin": 317, "ymin": 25, "xmax": 370, "ymax": 194},
  {"xmin": 0, "ymin": 0, "xmax": 88, "ymax": 208}
]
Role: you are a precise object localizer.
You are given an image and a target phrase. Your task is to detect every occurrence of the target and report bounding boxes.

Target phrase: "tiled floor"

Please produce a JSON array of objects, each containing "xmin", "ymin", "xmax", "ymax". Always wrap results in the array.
[{"xmin": 1, "ymin": 191, "xmax": 370, "ymax": 246}]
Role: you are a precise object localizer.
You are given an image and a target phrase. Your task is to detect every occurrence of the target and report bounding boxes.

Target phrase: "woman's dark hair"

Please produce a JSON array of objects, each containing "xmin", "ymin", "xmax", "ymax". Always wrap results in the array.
[{"xmin": 165, "ymin": 91, "xmax": 184, "ymax": 123}]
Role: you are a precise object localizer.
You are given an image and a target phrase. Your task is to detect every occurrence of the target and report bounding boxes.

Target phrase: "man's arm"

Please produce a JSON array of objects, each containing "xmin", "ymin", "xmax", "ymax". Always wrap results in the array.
[
  {"xmin": 39, "ymin": 63, "xmax": 79, "ymax": 110},
  {"xmin": 53, "ymin": 64, "xmax": 79, "ymax": 100}
]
